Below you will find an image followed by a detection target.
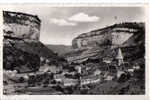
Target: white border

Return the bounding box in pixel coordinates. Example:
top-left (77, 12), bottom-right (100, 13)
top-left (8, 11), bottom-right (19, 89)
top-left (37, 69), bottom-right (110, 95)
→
top-left (0, 3), bottom-right (149, 100)
top-left (0, 0), bottom-right (149, 3)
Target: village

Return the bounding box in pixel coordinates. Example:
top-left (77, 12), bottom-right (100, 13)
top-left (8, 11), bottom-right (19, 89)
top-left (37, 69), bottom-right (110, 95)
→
top-left (4, 46), bottom-right (142, 94)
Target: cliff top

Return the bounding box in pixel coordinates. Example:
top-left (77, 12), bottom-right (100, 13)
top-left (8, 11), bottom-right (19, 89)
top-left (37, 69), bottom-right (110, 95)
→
top-left (75, 22), bottom-right (144, 39)
top-left (3, 11), bottom-right (41, 23)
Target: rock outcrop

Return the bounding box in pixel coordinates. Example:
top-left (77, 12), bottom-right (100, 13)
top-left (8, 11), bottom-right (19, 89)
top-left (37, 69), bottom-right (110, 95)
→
top-left (3, 11), bottom-right (41, 41)
top-left (66, 22), bottom-right (145, 64)
top-left (3, 11), bottom-right (57, 73)
top-left (72, 22), bottom-right (144, 48)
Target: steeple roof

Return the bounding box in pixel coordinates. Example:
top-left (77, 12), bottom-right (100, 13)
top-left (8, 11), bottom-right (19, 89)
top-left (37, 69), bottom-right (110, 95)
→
top-left (116, 48), bottom-right (123, 60)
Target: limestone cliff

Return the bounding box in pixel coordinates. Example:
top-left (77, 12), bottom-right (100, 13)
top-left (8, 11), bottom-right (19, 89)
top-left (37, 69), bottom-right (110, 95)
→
top-left (3, 11), bottom-right (41, 41)
top-left (66, 22), bottom-right (145, 64)
top-left (72, 22), bottom-right (144, 49)
top-left (3, 11), bottom-right (57, 73)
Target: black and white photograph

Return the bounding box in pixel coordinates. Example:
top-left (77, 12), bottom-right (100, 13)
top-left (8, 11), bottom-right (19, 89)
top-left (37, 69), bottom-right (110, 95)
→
top-left (2, 5), bottom-right (146, 95)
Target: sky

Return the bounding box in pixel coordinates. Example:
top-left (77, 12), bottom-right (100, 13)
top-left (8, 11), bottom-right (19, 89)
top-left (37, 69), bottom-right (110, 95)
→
top-left (2, 5), bottom-right (146, 45)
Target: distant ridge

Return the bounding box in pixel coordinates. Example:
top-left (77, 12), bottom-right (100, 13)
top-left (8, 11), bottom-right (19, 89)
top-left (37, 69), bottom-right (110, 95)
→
top-left (46, 44), bottom-right (73, 56)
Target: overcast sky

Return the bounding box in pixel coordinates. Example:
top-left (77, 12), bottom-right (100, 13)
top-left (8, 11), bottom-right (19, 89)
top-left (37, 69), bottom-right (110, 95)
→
top-left (3, 5), bottom-right (146, 45)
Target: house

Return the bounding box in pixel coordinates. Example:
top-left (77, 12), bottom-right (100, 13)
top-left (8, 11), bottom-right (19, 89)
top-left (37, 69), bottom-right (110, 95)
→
top-left (63, 78), bottom-right (78, 86)
top-left (39, 64), bottom-right (61, 73)
top-left (75, 65), bottom-right (82, 74)
top-left (81, 75), bottom-right (101, 85)
top-left (103, 58), bottom-right (113, 64)
top-left (128, 68), bottom-right (134, 72)
top-left (3, 70), bottom-right (28, 83)
top-left (54, 74), bottom-right (65, 82)
top-left (133, 64), bottom-right (140, 70)
top-left (94, 69), bottom-right (101, 76)
top-left (105, 75), bottom-right (114, 81)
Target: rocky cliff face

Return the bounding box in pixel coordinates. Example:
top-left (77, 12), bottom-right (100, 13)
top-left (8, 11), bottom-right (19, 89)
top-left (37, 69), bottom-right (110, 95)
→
top-left (3, 11), bottom-right (41, 41)
top-left (66, 22), bottom-right (145, 64)
top-left (72, 22), bottom-right (144, 49)
top-left (3, 11), bottom-right (57, 73)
